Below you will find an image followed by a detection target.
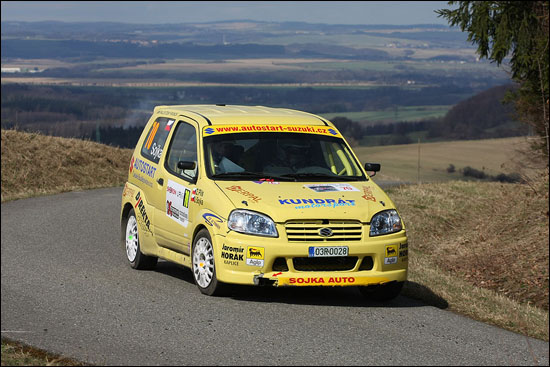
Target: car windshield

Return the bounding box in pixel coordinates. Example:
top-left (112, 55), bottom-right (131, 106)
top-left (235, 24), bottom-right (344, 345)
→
top-left (204, 132), bottom-right (366, 182)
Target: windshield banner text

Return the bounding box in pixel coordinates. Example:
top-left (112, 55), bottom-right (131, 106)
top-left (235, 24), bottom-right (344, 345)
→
top-left (203, 124), bottom-right (342, 138)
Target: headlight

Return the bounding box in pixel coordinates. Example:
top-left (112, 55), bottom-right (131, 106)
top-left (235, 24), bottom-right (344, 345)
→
top-left (369, 209), bottom-right (402, 236)
top-left (227, 210), bottom-right (278, 237)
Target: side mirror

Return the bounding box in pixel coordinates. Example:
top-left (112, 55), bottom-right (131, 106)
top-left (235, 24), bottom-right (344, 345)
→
top-left (177, 161), bottom-right (196, 170)
top-left (364, 163), bottom-right (381, 177)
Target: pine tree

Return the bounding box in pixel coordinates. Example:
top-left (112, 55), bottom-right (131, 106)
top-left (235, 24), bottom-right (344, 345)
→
top-left (437, 1), bottom-right (549, 161)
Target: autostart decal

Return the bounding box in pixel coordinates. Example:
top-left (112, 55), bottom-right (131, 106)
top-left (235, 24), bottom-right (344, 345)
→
top-left (166, 180), bottom-right (191, 228)
top-left (279, 198), bottom-right (355, 209)
top-left (130, 156), bottom-right (156, 188)
top-left (203, 125), bottom-right (342, 138)
top-left (133, 157), bottom-right (157, 178)
top-left (305, 184), bottom-right (359, 192)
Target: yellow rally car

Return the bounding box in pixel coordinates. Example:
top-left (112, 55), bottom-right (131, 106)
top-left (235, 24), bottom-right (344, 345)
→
top-left (120, 105), bottom-right (408, 300)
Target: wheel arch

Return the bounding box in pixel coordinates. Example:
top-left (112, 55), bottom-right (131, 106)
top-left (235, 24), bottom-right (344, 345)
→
top-left (192, 224), bottom-right (208, 247)
top-left (121, 203), bottom-right (134, 243)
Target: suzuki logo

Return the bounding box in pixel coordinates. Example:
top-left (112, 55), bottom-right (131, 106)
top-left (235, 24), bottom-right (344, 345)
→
top-left (319, 228), bottom-right (334, 237)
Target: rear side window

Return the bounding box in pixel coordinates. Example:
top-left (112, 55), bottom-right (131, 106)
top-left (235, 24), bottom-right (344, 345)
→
top-left (141, 117), bottom-right (175, 163)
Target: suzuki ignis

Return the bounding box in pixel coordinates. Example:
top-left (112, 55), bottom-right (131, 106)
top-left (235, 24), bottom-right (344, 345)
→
top-left (121, 105), bottom-right (408, 300)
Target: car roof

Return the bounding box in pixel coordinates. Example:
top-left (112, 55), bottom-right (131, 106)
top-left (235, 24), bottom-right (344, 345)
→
top-left (153, 104), bottom-right (330, 127)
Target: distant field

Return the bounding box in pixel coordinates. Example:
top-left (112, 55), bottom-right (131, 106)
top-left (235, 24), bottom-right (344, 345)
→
top-left (2, 56), bottom-right (504, 76)
top-left (0, 76), bottom-right (385, 88)
top-left (91, 57), bottom-right (501, 75)
top-left (354, 137), bottom-right (533, 183)
top-left (253, 32), bottom-right (425, 48)
top-left (321, 105), bottom-right (451, 123)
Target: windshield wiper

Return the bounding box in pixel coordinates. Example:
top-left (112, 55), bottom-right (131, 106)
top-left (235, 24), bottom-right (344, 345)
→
top-left (281, 173), bottom-right (363, 181)
top-left (211, 171), bottom-right (294, 181)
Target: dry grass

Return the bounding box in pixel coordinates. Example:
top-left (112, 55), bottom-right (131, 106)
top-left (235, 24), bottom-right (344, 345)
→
top-left (390, 172), bottom-right (549, 340)
top-left (1, 338), bottom-right (87, 366)
top-left (1, 129), bottom-right (132, 202)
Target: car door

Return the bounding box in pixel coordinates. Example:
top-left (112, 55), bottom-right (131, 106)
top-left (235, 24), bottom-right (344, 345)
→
top-left (150, 120), bottom-right (199, 255)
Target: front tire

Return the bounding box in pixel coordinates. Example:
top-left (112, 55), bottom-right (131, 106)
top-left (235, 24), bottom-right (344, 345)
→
top-left (192, 229), bottom-right (227, 296)
top-left (123, 208), bottom-right (158, 270)
top-left (359, 281), bottom-right (404, 302)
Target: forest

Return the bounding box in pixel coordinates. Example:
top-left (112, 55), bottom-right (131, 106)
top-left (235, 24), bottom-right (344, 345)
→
top-left (0, 83), bottom-right (526, 148)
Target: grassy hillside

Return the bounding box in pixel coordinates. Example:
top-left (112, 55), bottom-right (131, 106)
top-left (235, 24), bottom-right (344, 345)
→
top-left (1, 129), bottom-right (132, 202)
top-left (1, 129), bottom-right (548, 342)
top-left (391, 178), bottom-right (548, 339)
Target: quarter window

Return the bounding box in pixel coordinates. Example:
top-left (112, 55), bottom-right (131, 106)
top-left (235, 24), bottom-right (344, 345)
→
top-left (141, 117), bottom-right (175, 163)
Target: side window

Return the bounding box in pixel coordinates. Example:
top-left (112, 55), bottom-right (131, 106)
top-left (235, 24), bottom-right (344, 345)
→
top-left (165, 122), bottom-right (198, 181)
top-left (141, 117), bottom-right (175, 164)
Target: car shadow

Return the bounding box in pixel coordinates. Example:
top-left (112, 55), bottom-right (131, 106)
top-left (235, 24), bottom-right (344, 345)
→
top-left (153, 261), bottom-right (449, 309)
top-left (228, 281), bottom-right (449, 309)
top-left (154, 260), bottom-right (196, 283)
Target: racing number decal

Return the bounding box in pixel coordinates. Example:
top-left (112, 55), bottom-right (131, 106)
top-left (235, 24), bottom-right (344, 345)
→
top-left (183, 189), bottom-right (191, 208)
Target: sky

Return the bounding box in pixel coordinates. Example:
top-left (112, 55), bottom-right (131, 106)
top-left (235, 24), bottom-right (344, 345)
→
top-left (1, 1), bottom-right (453, 25)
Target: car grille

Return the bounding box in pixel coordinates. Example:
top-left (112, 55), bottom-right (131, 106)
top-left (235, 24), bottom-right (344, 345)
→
top-left (285, 220), bottom-right (363, 242)
top-left (293, 257), bottom-right (358, 271)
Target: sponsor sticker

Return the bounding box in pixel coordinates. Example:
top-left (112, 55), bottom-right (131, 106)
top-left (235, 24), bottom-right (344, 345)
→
top-left (191, 188), bottom-right (204, 205)
top-left (203, 213), bottom-right (223, 228)
top-left (384, 245), bottom-right (398, 265)
top-left (134, 191), bottom-right (152, 234)
top-left (253, 178), bottom-right (280, 185)
top-left (399, 243), bottom-right (408, 262)
top-left (279, 198), bottom-right (355, 209)
top-left (221, 244), bottom-right (244, 266)
top-left (122, 183), bottom-right (135, 198)
top-left (277, 276), bottom-right (390, 286)
top-left (225, 185), bottom-right (261, 203)
top-left (166, 180), bottom-right (191, 227)
top-left (362, 186), bottom-right (377, 202)
top-left (246, 246), bottom-right (265, 267)
top-left (305, 184), bottom-right (359, 192)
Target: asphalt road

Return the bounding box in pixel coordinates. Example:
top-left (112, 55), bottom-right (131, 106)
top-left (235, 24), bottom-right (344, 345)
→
top-left (1, 187), bottom-right (548, 366)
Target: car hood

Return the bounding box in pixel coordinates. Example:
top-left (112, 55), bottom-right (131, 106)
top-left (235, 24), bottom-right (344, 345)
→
top-left (214, 180), bottom-right (393, 223)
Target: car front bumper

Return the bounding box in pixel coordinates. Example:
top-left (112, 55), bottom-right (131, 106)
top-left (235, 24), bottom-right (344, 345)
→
top-left (212, 228), bottom-right (408, 287)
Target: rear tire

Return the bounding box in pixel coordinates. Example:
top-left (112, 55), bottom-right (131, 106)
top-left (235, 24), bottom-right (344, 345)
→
top-left (123, 208), bottom-right (158, 270)
top-left (192, 229), bottom-right (228, 296)
top-left (359, 281), bottom-right (403, 302)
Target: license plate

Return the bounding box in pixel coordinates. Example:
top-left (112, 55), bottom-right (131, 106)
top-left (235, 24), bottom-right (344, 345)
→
top-left (308, 246), bottom-right (348, 257)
